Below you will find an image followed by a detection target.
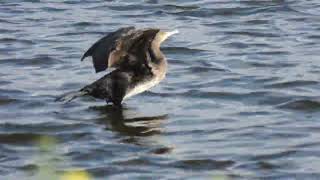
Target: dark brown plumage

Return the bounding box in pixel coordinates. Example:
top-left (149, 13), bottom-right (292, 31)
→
top-left (56, 26), bottom-right (178, 106)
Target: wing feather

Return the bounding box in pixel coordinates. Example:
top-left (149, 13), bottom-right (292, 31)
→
top-left (81, 26), bottom-right (135, 73)
top-left (81, 27), bottom-right (160, 73)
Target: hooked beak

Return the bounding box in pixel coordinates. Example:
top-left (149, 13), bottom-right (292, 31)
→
top-left (159, 29), bottom-right (179, 44)
top-left (166, 29), bottom-right (179, 38)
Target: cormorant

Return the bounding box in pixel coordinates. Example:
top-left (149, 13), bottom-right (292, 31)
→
top-left (56, 27), bottom-right (178, 106)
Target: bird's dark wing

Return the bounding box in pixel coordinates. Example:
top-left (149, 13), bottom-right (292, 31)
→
top-left (81, 27), bottom-right (160, 73)
top-left (81, 26), bottom-right (135, 73)
top-left (118, 29), bottom-right (161, 71)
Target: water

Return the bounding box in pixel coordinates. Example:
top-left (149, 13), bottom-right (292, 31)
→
top-left (1, 0), bottom-right (320, 179)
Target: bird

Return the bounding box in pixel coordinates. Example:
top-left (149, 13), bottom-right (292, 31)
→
top-left (56, 26), bottom-right (178, 107)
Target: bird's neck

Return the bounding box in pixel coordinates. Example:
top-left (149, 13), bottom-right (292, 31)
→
top-left (142, 42), bottom-right (167, 80)
top-left (149, 43), bottom-right (165, 63)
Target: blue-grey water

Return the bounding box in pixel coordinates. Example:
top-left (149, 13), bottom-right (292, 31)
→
top-left (1, 0), bottom-right (320, 179)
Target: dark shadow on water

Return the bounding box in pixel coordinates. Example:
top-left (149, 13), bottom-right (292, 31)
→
top-left (89, 104), bottom-right (168, 137)
top-left (89, 105), bottom-right (173, 154)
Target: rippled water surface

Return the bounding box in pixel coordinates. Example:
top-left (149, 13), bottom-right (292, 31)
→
top-left (1, 0), bottom-right (320, 179)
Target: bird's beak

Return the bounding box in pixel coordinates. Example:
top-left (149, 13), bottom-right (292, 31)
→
top-left (159, 29), bottom-right (179, 43)
top-left (166, 29), bottom-right (179, 38)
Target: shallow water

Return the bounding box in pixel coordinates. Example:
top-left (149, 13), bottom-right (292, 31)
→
top-left (1, 0), bottom-right (320, 179)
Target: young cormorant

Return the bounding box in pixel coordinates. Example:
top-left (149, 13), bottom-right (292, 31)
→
top-left (56, 27), bottom-right (178, 106)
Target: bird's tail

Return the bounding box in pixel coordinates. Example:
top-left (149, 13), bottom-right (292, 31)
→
top-left (55, 90), bottom-right (88, 103)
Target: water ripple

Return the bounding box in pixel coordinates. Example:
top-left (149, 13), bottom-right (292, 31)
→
top-left (278, 99), bottom-right (320, 111)
top-left (171, 159), bottom-right (235, 170)
top-left (1, 0), bottom-right (320, 179)
top-left (264, 80), bottom-right (319, 89)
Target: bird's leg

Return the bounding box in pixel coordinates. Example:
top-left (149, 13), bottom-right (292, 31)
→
top-left (113, 103), bottom-right (123, 109)
top-left (106, 97), bottom-right (122, 109)
top-left (112, 100), bottom-right (123, 109)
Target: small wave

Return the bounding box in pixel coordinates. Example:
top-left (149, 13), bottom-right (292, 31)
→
top-left (161, 46), bottom-right (206, 54)
top-left (172, 159), bottom-right (234, 170)
top-left (144, 89), bottom-right (268, 99)
top-left (169, 6), bottom-right (280, 18)
top-left (202, 21), bottom-right (234, 28)
top-left (0, 97), bottom-right (18, 106)
top-left (20, 0), bottom-right (40, 2)
top-left (307, 35), bottom-right (320, 40)
top-left (223, 42), bottom-right (250, 49)
top-left (0, 19), bottom-right (20, 24)
top-left (206, 18), bottom-right (269, 28)
top-left (277, 99), bottom-right (320, 111)
top-left (0, 80), bottom-right (11, 86)
top-left (244, 19), bottom-right (270, 25)
top-left (163, 4), bottom-right (199, 11)
top-left (0, 133), bottom-right (43, 144)
top-left (62, 0), bottom-right (101, 5)
top-left (55, 31), bottom-right (106, 37)
top-left (16, 164), bottom-right (38, 173)
top-left (0, 55), bottom-right (63, 67)
top-left (252, 150), bottom-right (297, 161)
top-left (257, 51), bottom-right (290, 55)
top-left (150, 147), bottom-right (173, 154)
top-left (287, 1), bottom-right (320, 16)
top-left (0, 28), bottom-right (21, 33)
top-left (114, 158), bottom-right (234, 170)
top-left (248, 61), bottom-right (295, 68)
top-left (71, 22), bottom-right (100, 27)
top-left (185, 66), bottom-right (226, 73)
top-left (0, 122), bottom-right (93, 135)
top-left (225, 31), bottom-right (280, 38)
top-left (108, 4), bottom-right (151, 11)
top-left (240, 0), bottom-right (287, 6)
top-left (264, 80), bottom-right (318, 89)
top-left (114, 158), bottom-right (153, 166)
top-left (118, 12), bottom-right (158, 18)
top-left (0, 38), bottom-right (34, 45)
top-left (236, 160), bottom-right (279, 171)
top-left (41, 7), bottom-right (67, 12)
top-left (0, 89), bottom-right (27, 97)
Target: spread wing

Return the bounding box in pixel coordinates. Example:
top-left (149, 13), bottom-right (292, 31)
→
top-left (81, 27), bottom-right (160, 73)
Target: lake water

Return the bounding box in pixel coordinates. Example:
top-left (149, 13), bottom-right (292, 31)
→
top-left (1, 0), bottom-right (320, 179)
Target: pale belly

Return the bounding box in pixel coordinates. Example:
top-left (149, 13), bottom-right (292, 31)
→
top-left (123, 77), bottom-right (161, 100)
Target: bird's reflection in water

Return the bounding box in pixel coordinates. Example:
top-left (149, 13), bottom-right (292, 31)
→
top-left (90, 105), bottom-right (173, 154)
top-left (90, 105), bottom-right (168, 137)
